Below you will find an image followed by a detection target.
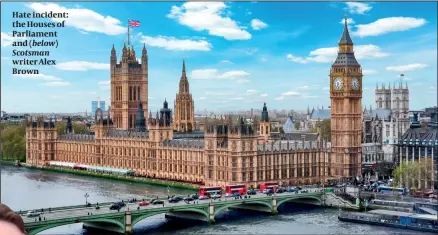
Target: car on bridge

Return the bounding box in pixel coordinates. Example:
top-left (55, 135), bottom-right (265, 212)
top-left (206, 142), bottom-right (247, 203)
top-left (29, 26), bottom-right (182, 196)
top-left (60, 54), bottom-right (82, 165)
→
top-left (183, 197), bottom-right (194, 202)
top-left (110, 204), bottom-right (122, 210)
top-left (191, 194), bottom-right (199, 200)
top-left (199, 195), bottom-right (209, 200)
top-left (247, 189), bottom-right (257, 195)
top-left (151, 199), bottom-right (164, 205)
top-left (26, 210), bottom-right (42, 217)
top-left (224, 193), bottom-right (234, 198)
top-left (211, 194), bottom-right (221, 199)
top-left (138, 201), bottom-right (150, 206)
top-left (169, 197), bottom-right (183, 203)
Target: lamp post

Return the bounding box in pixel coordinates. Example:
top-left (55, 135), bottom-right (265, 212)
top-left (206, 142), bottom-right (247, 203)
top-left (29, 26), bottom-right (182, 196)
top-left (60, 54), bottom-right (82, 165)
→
top-left (84, 193), bottom-right (89, 205)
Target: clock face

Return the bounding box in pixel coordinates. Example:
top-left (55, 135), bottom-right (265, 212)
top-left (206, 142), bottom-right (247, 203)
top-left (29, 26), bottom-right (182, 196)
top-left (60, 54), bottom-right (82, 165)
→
top-left (333, 77), bottom-right (343, 91)
top-left (351, 77), bottom-right (360, 90)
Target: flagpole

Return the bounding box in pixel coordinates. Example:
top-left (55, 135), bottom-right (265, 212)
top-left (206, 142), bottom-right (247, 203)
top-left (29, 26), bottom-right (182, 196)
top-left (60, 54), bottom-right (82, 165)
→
top-left (128, 19), bottom-right (130, 47)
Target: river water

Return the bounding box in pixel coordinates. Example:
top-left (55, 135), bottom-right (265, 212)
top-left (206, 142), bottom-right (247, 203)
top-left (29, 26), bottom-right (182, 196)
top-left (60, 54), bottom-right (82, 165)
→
top-left (1, 165), bottom-right (433, 235)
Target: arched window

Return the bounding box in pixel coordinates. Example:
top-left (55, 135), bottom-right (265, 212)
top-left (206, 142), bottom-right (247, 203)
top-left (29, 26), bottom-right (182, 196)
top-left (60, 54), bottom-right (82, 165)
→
top-left (138, 86), bottom-right (141, 100)
top-left (133, 87), bottom-right (136, 101)
top-left (129, 87), bottom-right (132, 101)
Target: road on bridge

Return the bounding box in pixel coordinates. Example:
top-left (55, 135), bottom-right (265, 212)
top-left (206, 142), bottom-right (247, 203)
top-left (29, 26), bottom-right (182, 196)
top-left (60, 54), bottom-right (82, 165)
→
top-left (22, 188), bottom-right (325, 225)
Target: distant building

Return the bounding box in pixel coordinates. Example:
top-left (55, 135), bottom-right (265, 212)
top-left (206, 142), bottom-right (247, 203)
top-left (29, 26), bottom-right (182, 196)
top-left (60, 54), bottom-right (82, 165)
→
top-left (397, 112), bottom-right (437, 190)
top-left (283, 116), bottom-right (301, 133)
top-left (91, 101), bottom-right (106, 114)
top-left (305, 106), bottom-right (330, 131)
top-left (375, 79), bottom-right (409, 119)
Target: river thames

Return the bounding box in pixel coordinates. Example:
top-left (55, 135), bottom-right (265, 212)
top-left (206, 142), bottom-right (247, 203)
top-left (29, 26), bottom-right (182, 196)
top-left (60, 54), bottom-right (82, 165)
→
top-left (1, 165), bottom-right (433, 235)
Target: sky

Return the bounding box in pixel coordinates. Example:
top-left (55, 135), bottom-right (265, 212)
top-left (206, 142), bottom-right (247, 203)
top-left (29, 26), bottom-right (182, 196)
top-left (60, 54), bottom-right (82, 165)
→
top-left (1, 1), bottom-right (437, 113)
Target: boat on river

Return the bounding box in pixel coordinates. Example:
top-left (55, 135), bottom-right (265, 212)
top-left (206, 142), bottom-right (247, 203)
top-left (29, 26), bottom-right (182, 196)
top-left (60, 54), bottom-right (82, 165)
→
top-left (338, 209), bottom-right (438, 233)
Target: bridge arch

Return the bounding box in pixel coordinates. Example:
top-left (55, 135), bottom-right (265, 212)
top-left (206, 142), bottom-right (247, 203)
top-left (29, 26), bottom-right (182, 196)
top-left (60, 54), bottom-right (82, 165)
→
top-left (131, 207), bottom-right (209, 226)
top-left (214, 200), bottom-right (272, 217)
top-left (27, 218), bottom-right (125, 235)
top-left (276, 195), bottom-right (321, 209)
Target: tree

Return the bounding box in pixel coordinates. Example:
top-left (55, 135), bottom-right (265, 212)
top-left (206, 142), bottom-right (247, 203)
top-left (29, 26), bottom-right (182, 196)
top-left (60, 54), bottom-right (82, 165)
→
top-left (318, 119), bottom-right (331, 141)
top-left (392, 158), bottom-right (434, 191)
top-left (0, 125), bottom-right (26, 161)
top-left (294, 120), bottom-right (300, 130)
top-left (56, 121), bottom-right (88, 135)
top-left (375, 161), bottom-right (395, 179)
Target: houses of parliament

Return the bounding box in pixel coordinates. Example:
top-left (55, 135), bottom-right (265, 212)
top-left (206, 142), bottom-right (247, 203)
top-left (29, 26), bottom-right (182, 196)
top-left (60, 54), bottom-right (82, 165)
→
top-left (25, 18), bottom-right (363, 187)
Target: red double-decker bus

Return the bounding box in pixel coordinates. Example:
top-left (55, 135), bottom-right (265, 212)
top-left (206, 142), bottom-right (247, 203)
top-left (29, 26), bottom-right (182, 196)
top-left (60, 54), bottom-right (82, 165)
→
top-left (259, 182), bottom-right (278, 193)
top-left (225, 184), bottom-right (247, 195)
top-left (199, 186), bottom-right (222, 196)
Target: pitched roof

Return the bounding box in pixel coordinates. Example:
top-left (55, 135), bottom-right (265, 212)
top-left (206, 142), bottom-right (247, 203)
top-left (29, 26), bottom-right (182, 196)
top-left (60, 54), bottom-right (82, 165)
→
top-left (310, 109), bottom-right (331, 120)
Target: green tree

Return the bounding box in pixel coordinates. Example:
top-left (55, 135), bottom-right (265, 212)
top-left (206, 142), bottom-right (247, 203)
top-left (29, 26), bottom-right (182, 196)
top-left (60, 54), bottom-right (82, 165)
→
top-left (294, 120), bottom-right (300, 130)
top-left (56, 121), bottom-right (88, 135)
top-left (318, 119), bottom-right (331, 141)
top-left (375, 161), bottom-right (395, 178)
top-left (1, 125), bottom-right (26, 161)
top-left (392, 158), bottom-right (433, 191)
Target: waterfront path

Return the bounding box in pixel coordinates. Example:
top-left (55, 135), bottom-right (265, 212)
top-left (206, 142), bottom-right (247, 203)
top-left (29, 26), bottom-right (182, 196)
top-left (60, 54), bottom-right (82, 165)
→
top-left (23, 189), bottom-right (353, 235)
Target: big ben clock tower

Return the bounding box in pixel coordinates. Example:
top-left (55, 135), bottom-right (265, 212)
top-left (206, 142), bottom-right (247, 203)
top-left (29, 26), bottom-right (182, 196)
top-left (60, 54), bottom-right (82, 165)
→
top-left (330, 15), bottom-right (362, 180)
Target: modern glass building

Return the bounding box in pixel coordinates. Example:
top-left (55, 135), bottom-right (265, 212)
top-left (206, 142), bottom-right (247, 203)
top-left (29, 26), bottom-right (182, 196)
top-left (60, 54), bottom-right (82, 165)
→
top-left (91, 101), bottom-right (105, 114)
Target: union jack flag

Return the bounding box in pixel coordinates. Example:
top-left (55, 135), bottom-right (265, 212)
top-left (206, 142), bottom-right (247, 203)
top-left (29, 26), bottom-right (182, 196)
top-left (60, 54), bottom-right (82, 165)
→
top-left (129, 20), bottom-right (141, 27)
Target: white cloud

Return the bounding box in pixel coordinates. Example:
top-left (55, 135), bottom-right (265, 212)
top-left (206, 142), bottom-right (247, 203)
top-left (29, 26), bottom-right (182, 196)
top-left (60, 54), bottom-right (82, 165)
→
top-left (27, 3), bottom-right (126, 35)
top-left (287, 44), bottom-right (388, 64)
top-left (236, 79), bottom-right (250, 84)
top-left (281, 91), bottom-right (301, 96)
top-left (260, 93), bottom-right (268, 97)
top-left (296, 86), bottom-right (310, 90)
top-left (275, 96), bottom-right (284, 101)
top-left (386, 63), bottom-right (428, 72)
top-left (230, 97), bottom-right (244, 100)
top-left (363, 69), bottom-right (378, 75)
top-left (220, 60), bottom-right (233, 64)
top-left (167, 2), bottom-right (251, 40)
top-left (340, 18), bottom-right (355, 25)
top-left (191, 69), bottom-right (250, 81)
top-left (204, 91), bottom-right (235, 96)
top-left (56, 61), bottom-right (109, 71)
top-left (41, 81), bottom-right (71, 87)
top-left (1, 32), bottom-right (25, 47)
top-left (251, 19), bottom-right (268, 30)
top-left (353, 17), bottom-right (427, 37)
top-left (246, 89), bottom-right (258, 95)
top-left (197, 97), bottom-right (207, 100)
top-left (345, 2), bottom-right (372, 15)
top-left (98, 80), bottom-right (110, 90)
top-left (138, 34), bottom-right (212, 51)
top-left (300, 95), bottom-right (319, 99)
top-left (260, 57), bottom-right (267, 62)
top-left (13, 73), bottom-right (62, 81)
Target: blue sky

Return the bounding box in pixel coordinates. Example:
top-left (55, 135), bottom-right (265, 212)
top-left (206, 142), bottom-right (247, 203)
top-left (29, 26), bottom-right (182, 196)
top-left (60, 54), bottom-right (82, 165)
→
top-left (1, 1), bottom-right (437, 113)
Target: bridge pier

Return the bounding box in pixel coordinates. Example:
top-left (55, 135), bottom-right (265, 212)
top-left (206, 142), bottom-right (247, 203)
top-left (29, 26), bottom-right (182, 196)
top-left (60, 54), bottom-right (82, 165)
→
top-left (271, 196), bottom-right (278, 215)
top-left (209, 200), bottom-right (216, 224)
top-left (125, 211), bottom-right (132, 234)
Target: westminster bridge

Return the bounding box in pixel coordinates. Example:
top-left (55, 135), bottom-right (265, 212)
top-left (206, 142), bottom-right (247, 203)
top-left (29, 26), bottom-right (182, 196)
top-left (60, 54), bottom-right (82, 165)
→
top-left (21, 189), bottom-right (358, 235)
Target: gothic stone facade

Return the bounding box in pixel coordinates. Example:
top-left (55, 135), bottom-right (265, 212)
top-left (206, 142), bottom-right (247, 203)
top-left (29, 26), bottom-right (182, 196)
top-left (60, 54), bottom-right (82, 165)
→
top-left (26, 18), bottom-right (360, 187)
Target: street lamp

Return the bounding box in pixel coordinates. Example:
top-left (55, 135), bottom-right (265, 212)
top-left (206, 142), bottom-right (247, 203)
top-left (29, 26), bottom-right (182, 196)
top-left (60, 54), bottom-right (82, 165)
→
top-left (84, 193), bottom-right (89, 205)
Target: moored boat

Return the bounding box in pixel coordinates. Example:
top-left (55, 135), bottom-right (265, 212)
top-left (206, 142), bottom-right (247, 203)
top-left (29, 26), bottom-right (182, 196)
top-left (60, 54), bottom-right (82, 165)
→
top-left (338, 209), bottom-right (438, 233)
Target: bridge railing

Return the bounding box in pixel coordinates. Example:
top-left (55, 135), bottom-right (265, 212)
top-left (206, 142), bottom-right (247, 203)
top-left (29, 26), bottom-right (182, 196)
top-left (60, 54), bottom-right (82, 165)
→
top-left (25, 210), bottom-right (125, 226)
top-left (16, 196), bottom-right (170, 215)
